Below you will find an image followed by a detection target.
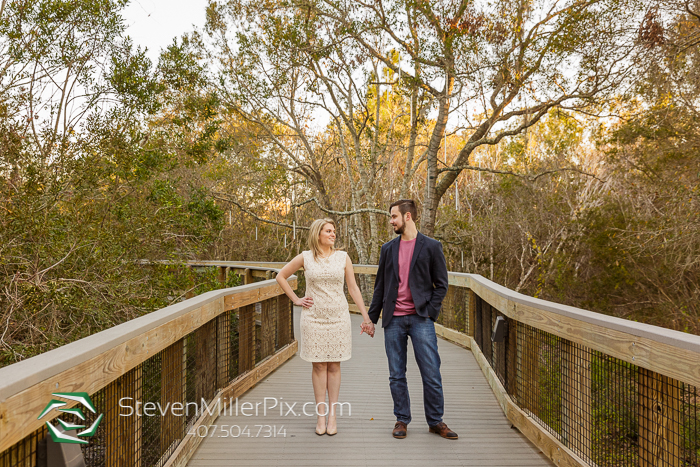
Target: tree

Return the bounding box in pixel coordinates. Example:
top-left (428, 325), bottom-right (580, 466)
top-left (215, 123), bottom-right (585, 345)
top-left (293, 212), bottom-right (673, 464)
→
top-left (0, 5), bottom-right (229, 365)
top-left (216, 0), bottom-right (647, 236)
top-left (206, 1), bottom-right (440, 271)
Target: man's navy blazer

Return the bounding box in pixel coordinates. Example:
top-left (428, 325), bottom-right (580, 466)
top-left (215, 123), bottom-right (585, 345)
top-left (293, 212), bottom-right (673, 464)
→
top-left (368, 232), bottom-right (449, 328)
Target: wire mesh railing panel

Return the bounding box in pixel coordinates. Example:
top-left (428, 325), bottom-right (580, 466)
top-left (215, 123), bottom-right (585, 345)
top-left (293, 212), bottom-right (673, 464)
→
top-left (0, 426), bottom-right (46, 467)
top-left (438, 285), bottom-right (469, 334)
top-left (0, 265), bottom-right (296, 467)
top-left (254, 302), bottom-right (263, 364)
top-left (80, 386), bottom-right (106, 466)
top-left (274, 294), bottom-right (293, 350)
top-left (559, 340), bottom-right (594, 464)
top-left (681, 383), bottom-right (700, 467)
top-left (590, 353), bottom-right (638, 466)
top-left (159, 340), bottom-right (187, 465)
top-left (475, 297), bottom-right (494, 364)
top-left (103, 364), bottom-right (144, 466)
top-left (498, 313), bottom-right (700, 467)
top-left (141, 354), bottom-right (166, 467)
top-left (261, 297), bottom-right (277, 360)
top-left (237, 304), bottom-right (257, 374)
top-left (254, 297), bottom-right (278, 363)
top-left (216, 312), bottom-right (231, 390)
top-left (514, 323), bottom-right (563, 440)
top-left (228, 309), bottom-right (240, 381)
top-left (637, 369), bottom-right (700, 467)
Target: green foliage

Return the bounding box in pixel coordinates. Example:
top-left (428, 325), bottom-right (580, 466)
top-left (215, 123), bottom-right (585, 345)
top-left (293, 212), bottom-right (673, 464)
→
top-left (0, 0), bottom-right (236, 367)
top-left (109, 39), bottom-right (165, 114)
top-left (158, 36), bottom-right (207, 91)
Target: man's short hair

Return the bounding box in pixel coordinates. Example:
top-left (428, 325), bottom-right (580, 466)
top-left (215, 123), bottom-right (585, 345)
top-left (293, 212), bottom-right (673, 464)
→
top-left (389, 199), bottom-right (418, 221)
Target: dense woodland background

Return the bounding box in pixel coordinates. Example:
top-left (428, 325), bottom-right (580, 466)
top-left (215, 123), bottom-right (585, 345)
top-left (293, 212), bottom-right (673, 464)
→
top-left (0, 0), bottom-right (698, 367)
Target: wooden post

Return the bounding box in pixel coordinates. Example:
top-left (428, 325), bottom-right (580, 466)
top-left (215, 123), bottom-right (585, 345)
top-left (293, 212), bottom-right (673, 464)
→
top-left (217, 312), bottom-right (231, 388)
top-left (468, 289), bottom-right (477, 338)
top-left (105, 366), bottom-right (142, 467)
top-left (243, 268), bottom-right (253, 285)
top-left (482, 302), bottom-right (493, 363)
top-left (506, 318), bottom-right (518, 397)
top-left (161, 340), bottom-right (185, 455)
top-left (238, 304), bottom-right (256, 373)
top-left (218, 266), bottom-right (228, 287)
top-left (562, 339), bottom-right (592, 460)
top-left (260, 298), bottom-right (275, 359)
top-left (494, 312), bottom-right (506, 384)
top-left (277, 295), bottom-right (291, 347)
top-left (195, 320), bottom-right (217, 402)
top-left (473, 294), bottom-right (482, 349)
top-left (2, 434), bottom-right (38, 467)
top-left (639, 368), bottom-right (681, 467)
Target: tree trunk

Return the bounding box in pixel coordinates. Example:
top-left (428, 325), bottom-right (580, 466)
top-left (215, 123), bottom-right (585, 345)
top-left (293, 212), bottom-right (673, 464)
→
top-left (421, 76), bottom-right (454, 236)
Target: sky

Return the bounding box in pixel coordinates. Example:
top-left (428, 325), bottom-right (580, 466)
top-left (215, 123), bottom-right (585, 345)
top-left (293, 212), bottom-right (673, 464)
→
top-left (122, 0), bottom-right (209, 62)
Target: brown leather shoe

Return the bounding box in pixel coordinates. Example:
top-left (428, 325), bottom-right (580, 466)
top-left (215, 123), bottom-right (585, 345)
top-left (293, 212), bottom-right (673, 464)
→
top-left (392, 421), bottom-right (407, 439)
top-left (429, 422), bottom-right (458, 439)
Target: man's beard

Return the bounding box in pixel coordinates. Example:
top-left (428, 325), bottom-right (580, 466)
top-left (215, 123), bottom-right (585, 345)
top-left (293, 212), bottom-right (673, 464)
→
top-left (393, 223), bottom-right (405, 235)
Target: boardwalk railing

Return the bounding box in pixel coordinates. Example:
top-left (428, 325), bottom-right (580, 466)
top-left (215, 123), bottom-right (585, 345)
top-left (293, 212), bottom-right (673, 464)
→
top-left (348, 266), bottom-right (700, 467)
top-left (217, 262), bottom-right (700, 467)
top-left (2, 260), bottom-right (699, 467)
top-left (0, 263), bottom-right (296, 467)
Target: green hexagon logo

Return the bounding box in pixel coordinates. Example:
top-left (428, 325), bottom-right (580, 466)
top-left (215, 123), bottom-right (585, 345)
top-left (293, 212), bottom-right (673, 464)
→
top-left (38, 392), bottom-right (103, 444)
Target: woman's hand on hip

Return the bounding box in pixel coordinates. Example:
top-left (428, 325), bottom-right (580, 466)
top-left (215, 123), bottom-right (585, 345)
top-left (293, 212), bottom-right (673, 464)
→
top-left (295, 296), bottom-right (314, 308)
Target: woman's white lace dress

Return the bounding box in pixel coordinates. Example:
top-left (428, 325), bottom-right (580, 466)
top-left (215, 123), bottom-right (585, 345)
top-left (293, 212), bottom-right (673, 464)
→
top-left (299, 250), bottom-right (352, 362)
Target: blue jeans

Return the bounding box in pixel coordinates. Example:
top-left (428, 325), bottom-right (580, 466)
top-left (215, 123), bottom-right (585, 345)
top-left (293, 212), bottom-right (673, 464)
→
top-left (384, 314), bottom-right (444, 426)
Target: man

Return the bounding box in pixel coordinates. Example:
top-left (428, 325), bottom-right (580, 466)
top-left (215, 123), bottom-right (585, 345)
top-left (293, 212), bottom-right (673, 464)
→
top-left (362, 199), bottom-right (457, 440)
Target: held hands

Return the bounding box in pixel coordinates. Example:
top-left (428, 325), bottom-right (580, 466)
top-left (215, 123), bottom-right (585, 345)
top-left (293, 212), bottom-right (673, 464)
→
top-left (360, 320), bottom-right (375, 338)
top-left (295, 296), bottom-right (314, 308)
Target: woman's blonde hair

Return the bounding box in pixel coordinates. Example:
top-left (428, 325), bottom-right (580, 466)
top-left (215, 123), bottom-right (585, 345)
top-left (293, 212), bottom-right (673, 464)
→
top-left (308, 218), bottom-right (339, 261)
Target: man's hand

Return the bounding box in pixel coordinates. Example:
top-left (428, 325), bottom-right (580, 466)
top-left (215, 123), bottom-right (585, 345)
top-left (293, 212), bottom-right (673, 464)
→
top-left (360, 321), bottom-right (375, 338)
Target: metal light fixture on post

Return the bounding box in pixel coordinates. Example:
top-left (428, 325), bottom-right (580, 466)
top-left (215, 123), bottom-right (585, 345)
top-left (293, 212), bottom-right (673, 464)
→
top-left (491, 316), bottom-right (508, 343)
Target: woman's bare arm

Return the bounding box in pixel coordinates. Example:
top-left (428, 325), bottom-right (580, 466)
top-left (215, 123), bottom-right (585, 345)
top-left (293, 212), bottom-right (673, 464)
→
top-left (276, 254), bottom-right (313, 308)
top-left (345, 255), bottom-right (374, 336)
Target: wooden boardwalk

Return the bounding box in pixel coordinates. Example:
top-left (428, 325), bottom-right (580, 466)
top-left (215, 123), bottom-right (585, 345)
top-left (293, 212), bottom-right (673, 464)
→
top-left (187, 310), bottom-right (553, 467)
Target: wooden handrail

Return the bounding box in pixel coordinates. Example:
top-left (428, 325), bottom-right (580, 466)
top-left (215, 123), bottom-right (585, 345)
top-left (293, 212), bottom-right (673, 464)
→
top-left (4, 259), bottom-right (698, 467)
top-left (0, 269), bottom-right (296, 455)
top-left (331, 263), bottom-right (700, 387)
top-left (234, 261), bottom-right (700, 467)
top-left (179, 261), bottom-right (700, 385)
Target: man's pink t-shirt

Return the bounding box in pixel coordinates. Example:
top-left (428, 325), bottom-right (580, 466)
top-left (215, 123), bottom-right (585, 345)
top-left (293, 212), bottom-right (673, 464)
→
top-left (393, 238), bottom-right (417, 316)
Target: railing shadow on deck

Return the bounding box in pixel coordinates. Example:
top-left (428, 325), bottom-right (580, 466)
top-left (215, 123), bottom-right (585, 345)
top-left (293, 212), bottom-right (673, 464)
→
top-left (1, 260), bottom-right (699, 467)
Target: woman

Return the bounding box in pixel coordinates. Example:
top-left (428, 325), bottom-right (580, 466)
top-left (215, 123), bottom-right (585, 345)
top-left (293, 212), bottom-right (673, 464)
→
top-left (276, 218), bottom-right (373, 435)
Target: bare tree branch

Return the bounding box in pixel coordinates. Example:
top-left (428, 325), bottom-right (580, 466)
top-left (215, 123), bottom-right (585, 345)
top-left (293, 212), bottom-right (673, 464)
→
top-left (438, 164), bottom-right (604, 182)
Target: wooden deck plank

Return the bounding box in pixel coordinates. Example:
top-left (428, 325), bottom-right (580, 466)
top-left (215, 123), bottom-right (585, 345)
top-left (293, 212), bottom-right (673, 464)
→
top-left (187, 311), bottom-right (553, 467)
